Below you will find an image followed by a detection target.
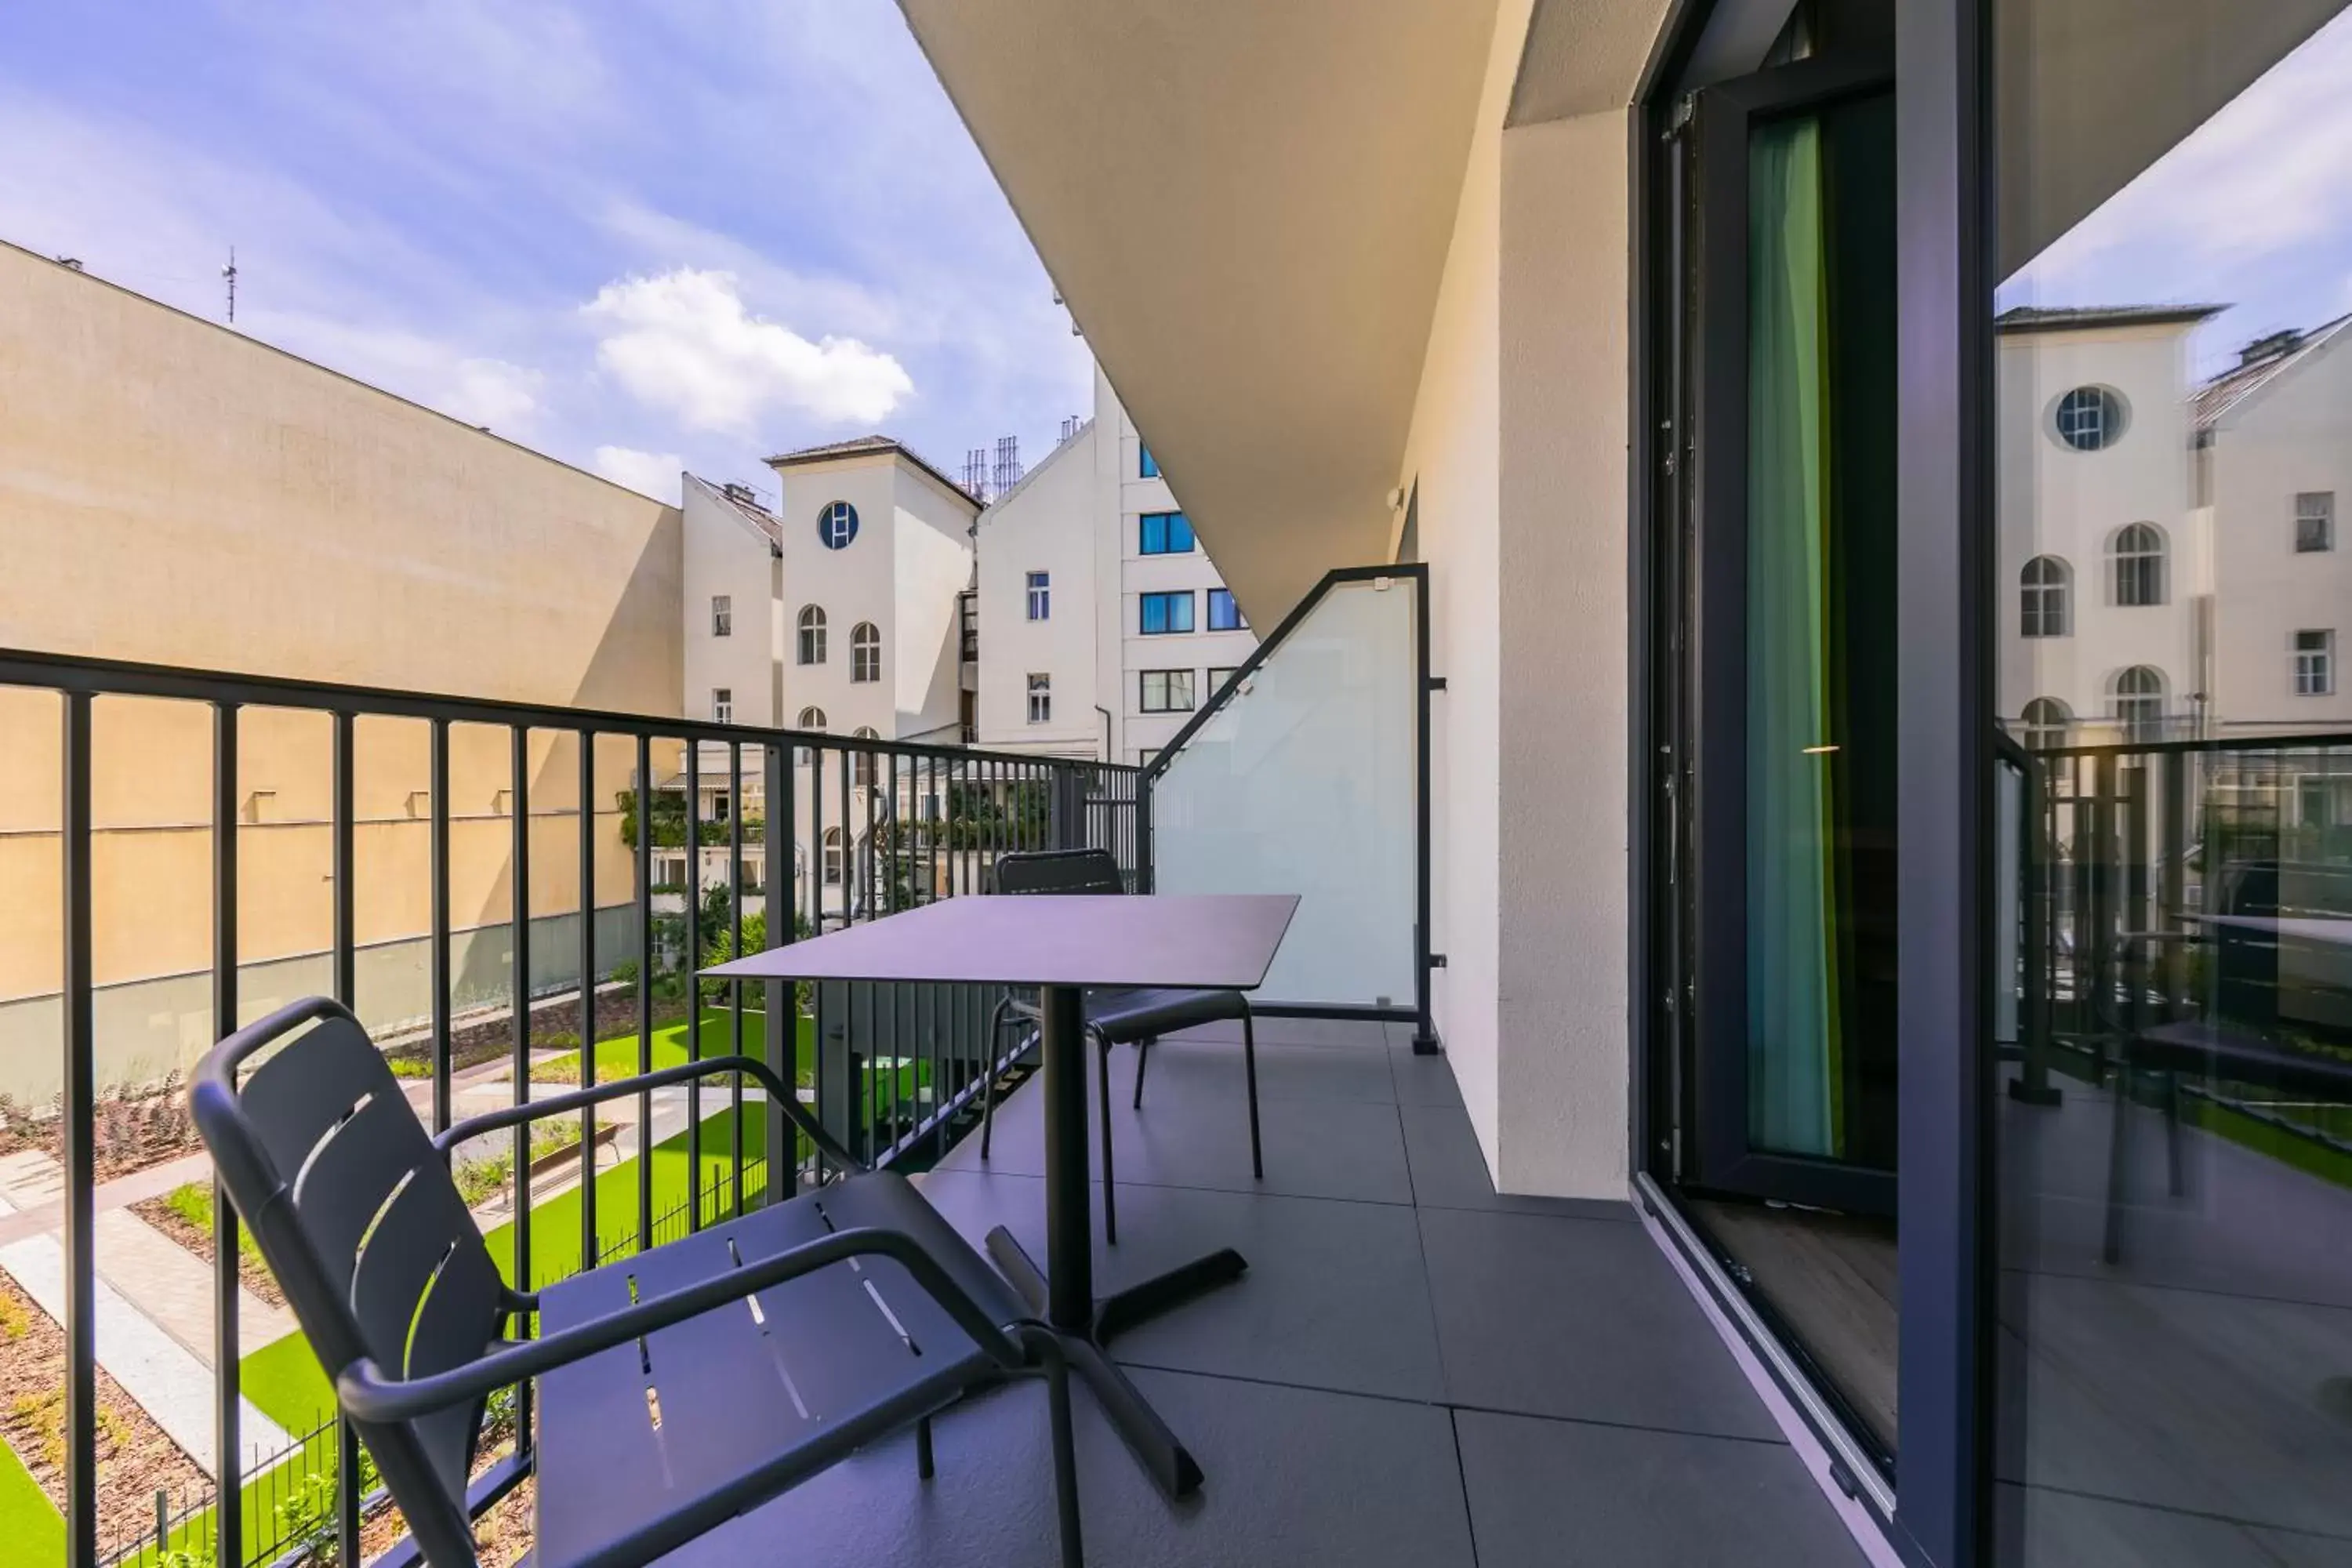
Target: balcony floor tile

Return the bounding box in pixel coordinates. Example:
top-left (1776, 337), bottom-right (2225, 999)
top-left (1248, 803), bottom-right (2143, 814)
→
top-left (1418, 1205), bottom-right (1784, 1442)
top-left (1455, 1410), bottom-right (1866, 1567)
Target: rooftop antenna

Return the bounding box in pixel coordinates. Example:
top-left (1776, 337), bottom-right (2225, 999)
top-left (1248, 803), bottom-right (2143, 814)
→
top-left (221, 246), bottom-right (238, 324)
top-left (963, 447), bottom-right (990, 505)
top-left (993, 434), bottom-right (1022, 496)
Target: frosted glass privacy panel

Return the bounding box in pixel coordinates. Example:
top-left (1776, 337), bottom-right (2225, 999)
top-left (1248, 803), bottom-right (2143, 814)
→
top-left (1151, 577), bottom-right (1417, 1007)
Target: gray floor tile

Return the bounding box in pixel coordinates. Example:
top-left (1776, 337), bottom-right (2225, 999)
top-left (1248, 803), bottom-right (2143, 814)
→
top-left (1456, 1410), bottom-right (1863, 1568)
top-left (918, 1167), bottom-right (1448, 1401)
top-left (1419, 1207), bottom-right (1781, 1440)
top-left (675, 1367), bottom-right (1475, 1568)
top-left (1401, 1098), bottom-right (1639, 1221)
top-left (1388, 1044), bottom-right (1465, 1107)
top-left (939, 1062), bottom-right (1415, 1206)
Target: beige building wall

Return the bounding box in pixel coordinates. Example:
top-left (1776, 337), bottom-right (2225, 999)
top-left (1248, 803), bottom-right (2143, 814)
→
top-left (0, 243), bottom-right (684, 1100)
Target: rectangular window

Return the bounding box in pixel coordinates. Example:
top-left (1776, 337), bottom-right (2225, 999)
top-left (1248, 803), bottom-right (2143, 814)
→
top-left (1139, 445), bottom-right (1160, 479)
top-left (1208, 666), bottom-right (1241, 694)
top-left (1026, 570), bottom-right (1051, 620)
top-left (2296, 629), bottom-right (2335, 695)
top-left (711, 688), bottom-right (732, 724)
top-left (711, 594), bottom-right (732, 637)
top-left (1138, 511), bottom-right (1196, 555)
top-left (1138, 668), bottom-right (1196, 713)
top-left (1139, 590), bottom-right (1194, 634)
top-left (1027, 672), bottom-right (1052, 724)
top-left (2296, 491), bottom-right (2335, 553)
top-left (1207, 588), bottom-right (1245, 631)
top-left (1138, 746), bottom-right (1160, 767)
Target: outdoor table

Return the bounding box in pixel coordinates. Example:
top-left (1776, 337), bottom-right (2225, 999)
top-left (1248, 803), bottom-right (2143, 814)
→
top-left (705, 891), bottom-right (1298, 1500)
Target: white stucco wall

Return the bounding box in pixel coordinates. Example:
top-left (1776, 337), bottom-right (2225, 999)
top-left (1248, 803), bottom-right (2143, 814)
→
top-left (2207, 333), bottom-right (2352, 731)
top-left (891, 465), bottom-right (981, 740)
top-left (681, 477), bottom-right (782, 728)
top-left (975, 423), bottom-right (1103, 754)
top-left (1994, 324), bottom-right (2200, 738)
top-left (1392, 0), bottom-right (1644, 1200)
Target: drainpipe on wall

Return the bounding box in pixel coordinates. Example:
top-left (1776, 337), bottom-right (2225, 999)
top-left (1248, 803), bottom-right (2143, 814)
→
top-left (1095, 705), bottom-right (1113, 763)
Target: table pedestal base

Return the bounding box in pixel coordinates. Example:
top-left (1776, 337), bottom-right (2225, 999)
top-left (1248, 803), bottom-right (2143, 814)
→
top-left (985, 1225), bottom-right (1245, 1498)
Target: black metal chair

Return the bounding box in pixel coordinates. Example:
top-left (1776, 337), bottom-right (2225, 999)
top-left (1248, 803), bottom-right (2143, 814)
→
top-left (191, 996), bottom-right (1083, 1568)
top-left (978, 848), bottom-right (1262, 1243)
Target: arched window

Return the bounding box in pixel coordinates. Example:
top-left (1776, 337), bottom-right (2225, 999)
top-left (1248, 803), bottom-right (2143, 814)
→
top-left (2111, 666), bottom-right (2166, 741)
top-left (2020, 556), bottom-right (2071, 637)
top-left (850, 622), bottom-right (882, 684)
top-left (851, 725), bottom-right (880, 789)
top-left (794, 706), bottom-right (825, 766)
top-left (797, 605), bottom-right (827, 665)
top-left (2111, 523), bottom-right (2166, 607)
top-left (822, 826), bottom-right (844, 886)
top-left (2053, 386), bottom-right (2126, 452)
top-left (817, 500), bottom-right (859, 550)
top-left (2019, 697), bottom-right (2072, 750)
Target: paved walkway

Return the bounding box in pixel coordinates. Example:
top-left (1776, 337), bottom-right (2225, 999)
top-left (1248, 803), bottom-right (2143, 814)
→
top-left (0, 1170), bottom-right (291, 1479)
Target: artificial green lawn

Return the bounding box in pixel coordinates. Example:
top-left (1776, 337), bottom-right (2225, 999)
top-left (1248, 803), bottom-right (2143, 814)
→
top-left (533, 1007), bottom-right (815, 1087)
top-left (0, 1435), bottom-right (62, 1564)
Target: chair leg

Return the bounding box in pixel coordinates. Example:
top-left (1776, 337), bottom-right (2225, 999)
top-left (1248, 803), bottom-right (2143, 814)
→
top-left (1131, 1036), bottom-right (1152, 1110)
top-left (916, 1414), bottom-right (935, 1480)
top-left (2164, 1070), bottom-right (2185, 1199)
top-left (982, 999), bottom-right (1022, 1162)
top-left (2103, 1065), bottom-right (2132, 1266)
top-left (1095, 1028), bottom-right (1117, 1246)
top-left (1241, 1007), bottom-right (1263, 1181)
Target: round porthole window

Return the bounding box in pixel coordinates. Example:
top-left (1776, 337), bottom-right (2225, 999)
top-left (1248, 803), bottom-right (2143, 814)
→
top-left (817, 500), bottom-right (859, 550)
top-left (2051, 386), bottom-right (2126, 452)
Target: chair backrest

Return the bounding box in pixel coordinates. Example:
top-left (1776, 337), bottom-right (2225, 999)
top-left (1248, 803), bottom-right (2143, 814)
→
top-left (191, 997), bottom-right (503, 1567)
top-left (994, 846), bottom-right (1125, 896)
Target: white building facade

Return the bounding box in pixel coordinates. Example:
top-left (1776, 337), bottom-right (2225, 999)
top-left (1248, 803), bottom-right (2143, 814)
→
top-left (974, 362), bottom-right (1258, 764)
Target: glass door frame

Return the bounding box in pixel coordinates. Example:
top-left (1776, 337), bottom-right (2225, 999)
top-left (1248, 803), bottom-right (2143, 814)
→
top-left (1683, 50), bottom-right (1897, 1215)
top-left (1631, 1), bottom-right (1994, 1563)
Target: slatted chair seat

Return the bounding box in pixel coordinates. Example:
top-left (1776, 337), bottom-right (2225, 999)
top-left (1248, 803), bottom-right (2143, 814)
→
top-left (193, 996), bottom-right (1083, 1568)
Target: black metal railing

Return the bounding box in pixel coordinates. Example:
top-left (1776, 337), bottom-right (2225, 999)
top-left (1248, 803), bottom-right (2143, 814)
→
top-left (0, 645), bottom-right (1139, 1568)
top-left (2010, 728), bottom-right (2352, 1131)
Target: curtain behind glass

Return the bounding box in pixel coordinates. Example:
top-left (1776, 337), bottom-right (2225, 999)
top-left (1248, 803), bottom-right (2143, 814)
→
top-left (1746, 116), bottom-right (1845, 1159)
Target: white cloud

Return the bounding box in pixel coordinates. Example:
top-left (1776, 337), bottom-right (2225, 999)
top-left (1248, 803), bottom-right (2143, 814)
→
top-left (583, 267), bottom-right (913, 436)
top-left (593, 445), bottom-right (684, 503)
top-left (445, 358), bottom-right (543, 430)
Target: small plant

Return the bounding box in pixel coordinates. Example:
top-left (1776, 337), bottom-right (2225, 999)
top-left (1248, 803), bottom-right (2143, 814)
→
top-left (159, 1543), bottom-right (217, 1568)
top-left (0, 1291), bottom-right (30, 1340)
top-left (384, 1056), bottom-right (433, 1080)
top-left (96, 1403), bottom-right (129, 1450)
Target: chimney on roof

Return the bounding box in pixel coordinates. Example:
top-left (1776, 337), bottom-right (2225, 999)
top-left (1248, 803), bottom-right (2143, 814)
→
top-left (721, 481), bottom-right (759, 507)
top-left (2241, 328), bottom-right (2303, 367)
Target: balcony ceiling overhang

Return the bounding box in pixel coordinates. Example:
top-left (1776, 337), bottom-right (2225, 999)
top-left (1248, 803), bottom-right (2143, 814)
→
top-left (898, 0), bottom-right (1502, 624)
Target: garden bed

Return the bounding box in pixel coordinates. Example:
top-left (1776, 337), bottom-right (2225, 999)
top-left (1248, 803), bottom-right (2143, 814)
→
top-left (0, 1076), bottom-right (207, 1188)
top-left (0, 1274), bottom-right (206, 1559)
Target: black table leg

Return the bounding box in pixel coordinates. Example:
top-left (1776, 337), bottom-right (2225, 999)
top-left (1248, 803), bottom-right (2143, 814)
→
top-left (981, 981), bottom-right (1245, 1499)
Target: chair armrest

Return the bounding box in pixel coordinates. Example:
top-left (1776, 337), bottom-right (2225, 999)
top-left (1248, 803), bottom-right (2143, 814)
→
top-left (336, 1223), bottom-right (1027, 1424)
top-left (430, 1054), bottom-right (862, 1173)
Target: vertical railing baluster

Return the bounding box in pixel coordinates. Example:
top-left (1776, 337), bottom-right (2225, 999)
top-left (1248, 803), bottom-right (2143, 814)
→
top-left (837, 744), bottom-right (850, 931)
top-left (332, 710), bottom-right (361, 1568)
top-left (579, 728), bottom-right (597, 1265)
top-left (62, 690), bottom-right (96, 1568)
top-left (685, 738), bottom-right (701, 1230)
top-left (634, 734), bottom-right (653, 1254)
top-left (765, 740), bottom-right (791, 1192)
top-left (211, 702), bottom-right (243, 1568)
top-left (507, 724), bottom-right (534, 1449)
top-left (729, 741), bottom-right (744, 1218)
top-left (430, 720), bottom-right (452, 1135)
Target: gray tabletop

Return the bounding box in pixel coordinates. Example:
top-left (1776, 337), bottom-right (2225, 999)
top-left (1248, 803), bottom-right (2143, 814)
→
top-left (702, 893), bottom-right (1301, 989)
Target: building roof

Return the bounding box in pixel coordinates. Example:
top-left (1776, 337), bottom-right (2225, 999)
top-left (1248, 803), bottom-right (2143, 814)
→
top-left (977, 417), bottom-right (1093, 524)
top-left (1993, 303), bottom-right (2227, 336)
top-left (763, 434), bottom-right (979, 510)
top-left (2193, 313), bottom-right (2352, 432)
top-left (684, 472), bottom-right (782, 549)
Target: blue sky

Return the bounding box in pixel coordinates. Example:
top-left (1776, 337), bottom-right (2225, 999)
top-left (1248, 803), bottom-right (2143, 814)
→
top-left (0, 1), bottom-right (1093, 504)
